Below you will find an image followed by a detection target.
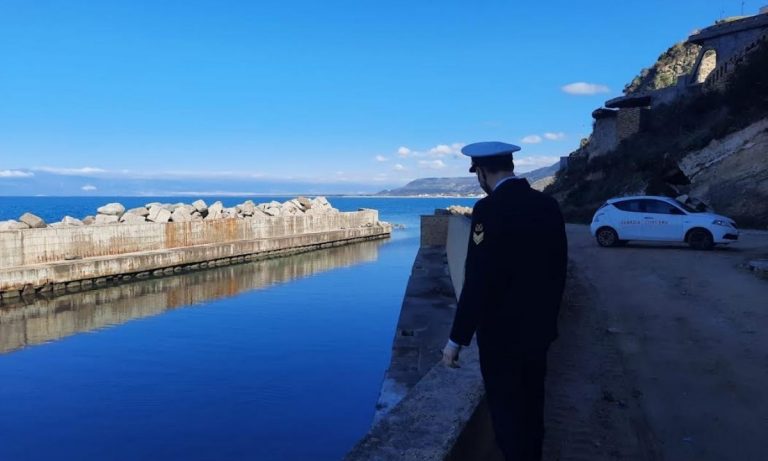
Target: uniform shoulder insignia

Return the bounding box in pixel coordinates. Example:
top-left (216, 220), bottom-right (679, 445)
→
top-left (473, 223), bottom-right (484, 245)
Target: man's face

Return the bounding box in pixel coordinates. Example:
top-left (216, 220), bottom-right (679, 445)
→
top-left (475, 168), bottom-right (493, 195)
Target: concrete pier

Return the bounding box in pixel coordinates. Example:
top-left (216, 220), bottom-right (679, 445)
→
top-left (0, 210), bottom-right (390, 296)
top-left (345, 210), bottom-right (489, 460)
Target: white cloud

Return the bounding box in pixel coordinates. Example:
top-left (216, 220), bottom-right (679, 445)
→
top-left (544, 132), bottom-right (566, 141)
top-left (81, 185), bottom-right (97, 191)
top-left (375, 155), bottom-right (388, 162)
top-left (35, 166), bottom-right (107, 175)
top-left (0, 170), bottom-right (34, 178)
top-left (428, 143), bottom-right (464, 157)
top-left (393, 163), bottom-right (406, 171)
top-left (521, 135), bottom-right (543, 144)
top-left (514, 156), bottom-right (561, 173)
top-left (561, 82), bottom-right (610, 95)
top-left (418, 160), bottom-right (446, 170)
top-left (397, 147), bottom-right (412, 157)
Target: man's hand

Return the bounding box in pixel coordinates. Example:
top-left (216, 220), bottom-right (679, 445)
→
top-left (442, 340), bottom-right (461, 368)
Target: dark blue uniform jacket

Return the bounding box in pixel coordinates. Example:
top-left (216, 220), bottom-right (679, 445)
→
top-left (449, 178), bottom-right (568, 355)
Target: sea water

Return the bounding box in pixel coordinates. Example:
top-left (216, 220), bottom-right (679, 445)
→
top-left (0, 196), bottom-right (476, 461)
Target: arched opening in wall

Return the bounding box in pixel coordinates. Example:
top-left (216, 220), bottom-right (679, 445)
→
top-left (696, 49), bottom-right (718, 83)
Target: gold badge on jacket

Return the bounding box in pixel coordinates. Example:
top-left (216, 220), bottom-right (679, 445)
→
top-left (473, 223), bottom-right (484, 245)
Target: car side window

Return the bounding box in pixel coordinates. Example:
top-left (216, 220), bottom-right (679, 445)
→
top-left (613, 200), bottom-right (643, 212)
top-left (643, 200), bottom-right (685, 215)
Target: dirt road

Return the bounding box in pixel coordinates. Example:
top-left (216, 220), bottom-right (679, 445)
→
top-left (545, 224), bottom-right (768, 460)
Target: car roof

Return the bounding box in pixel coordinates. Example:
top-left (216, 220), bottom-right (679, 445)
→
top-left (605, 195), bottom-right (680, 205)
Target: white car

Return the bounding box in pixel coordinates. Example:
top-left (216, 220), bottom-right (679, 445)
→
top-left (590, 196), bottom-right (739, 250)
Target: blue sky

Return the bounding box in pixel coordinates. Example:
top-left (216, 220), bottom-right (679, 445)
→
top-left (0, 0), bottom-right (757, 194)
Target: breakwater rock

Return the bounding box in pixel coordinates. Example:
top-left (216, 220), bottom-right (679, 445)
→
top-left (0, 196), bottom-right (340, 230)
top-left (0, 201), bottom-right (390, 297)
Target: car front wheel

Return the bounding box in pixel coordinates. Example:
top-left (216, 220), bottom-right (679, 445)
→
top-left (687, 228), bottom-right (714, 250)
top-left (596, 227), bottom-right (619, 247)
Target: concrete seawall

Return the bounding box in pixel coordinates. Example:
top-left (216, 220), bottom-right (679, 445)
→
top-left (346, 211), bottom-right (491, 460)
top-left (0, 210), bottom-right (390, 297)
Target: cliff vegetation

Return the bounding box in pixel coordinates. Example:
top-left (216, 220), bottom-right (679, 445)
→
top-left (624, 42), bottom-right (701, 94)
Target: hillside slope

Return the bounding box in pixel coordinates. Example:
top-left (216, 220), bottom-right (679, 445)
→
top-left (548, 38), bottom-right (768, 228)
top-left (378, 162), bottom-right (559, 196)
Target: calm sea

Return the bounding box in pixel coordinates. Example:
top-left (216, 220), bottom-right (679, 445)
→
top-left (0, 196), bottom-right (477, 461)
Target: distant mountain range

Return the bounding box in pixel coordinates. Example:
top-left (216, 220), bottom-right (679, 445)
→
top-left (375, 162), bottom-right (560, 197)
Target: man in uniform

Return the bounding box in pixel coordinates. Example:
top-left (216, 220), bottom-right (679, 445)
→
top-left (442, 141), bottom-right (567, 460)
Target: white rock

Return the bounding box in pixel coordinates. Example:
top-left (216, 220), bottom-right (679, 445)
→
top-left (19, 212), bottom-right (47, 228)
top-left (206, 201), bottom-right (224, 220)
top-left (192, 199), bottom-right (208, 213)
top-left (310, 197), bottom-right (333, 212)
top-left (97, 203), bottom-right (126, 216)
top-left (312, 196), bottom-right (330, 207)
top-left (264, 207), bottom-right (281, 217)
top-left (282, 200), bottom-right (303, 215)
top-left (145, 202), bottom-right (162, 209)
top-left (126, 207), bottom-right (150, 217)
top-left (238, 200), bottom-right (256, 216)
top-left (171, 207), bottom-right (193, 222)
top-left (95, 214), bottom-right (119, 225)
top-left (61, 216), bottom-right (84, 226)
top-left (82, 216), bottom-right (95, 225)
top-left (284, 199), bottom-right (303, 210)
top-left (120, 213), bottom-right (147, 223)
top-left (297, 196), bottom-right (312, 210)
top-left (0, 220), bottom-right (29, 231)
top-left (147, 205), bottom-right (171, 223)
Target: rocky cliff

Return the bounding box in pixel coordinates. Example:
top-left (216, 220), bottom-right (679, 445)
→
top-left (679, 118), bottom-right (768, 226)
top-left (624, 42), bottom-right (701, 94)
top-left (548, 32), bottom-right (768, 228)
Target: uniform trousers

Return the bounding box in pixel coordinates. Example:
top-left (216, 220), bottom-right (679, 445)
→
top-left (479, 347), bottom-right (549, 461)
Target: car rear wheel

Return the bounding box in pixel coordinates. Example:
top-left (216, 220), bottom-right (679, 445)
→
top-left (596, 227), bottom-right (619, 247)
top-left (687, 228), bottom-right (714, 250)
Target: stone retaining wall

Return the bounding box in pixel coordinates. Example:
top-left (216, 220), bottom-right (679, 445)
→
top-left (0, 210), bottom-right (379, 268)
top-left (346, 212), bottom-right (486, 460)
top-left (0, 210), bottom-right (389, 295)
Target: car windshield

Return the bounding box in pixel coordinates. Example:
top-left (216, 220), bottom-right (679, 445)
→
top-left (677, 201), bottom-right (704, 213)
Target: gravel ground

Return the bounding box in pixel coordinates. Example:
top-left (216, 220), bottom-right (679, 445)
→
top-left (475, 225), bottom-right (768, 460)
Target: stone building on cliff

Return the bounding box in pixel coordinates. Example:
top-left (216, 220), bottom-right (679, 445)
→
top-left (571, 7), bottom-right (768, 163)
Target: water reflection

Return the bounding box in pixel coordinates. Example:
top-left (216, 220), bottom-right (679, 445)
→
top-left (0, 240), bottom-right (383, 354)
